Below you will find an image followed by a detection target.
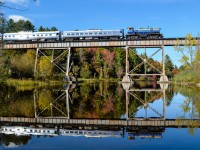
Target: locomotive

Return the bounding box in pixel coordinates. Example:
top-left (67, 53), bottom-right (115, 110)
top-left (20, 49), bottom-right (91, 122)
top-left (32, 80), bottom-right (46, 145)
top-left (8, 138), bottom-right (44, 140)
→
top-left (0, 27), bottom-right (163, 42)
top-left (126, 27), bottom-right (163, 39)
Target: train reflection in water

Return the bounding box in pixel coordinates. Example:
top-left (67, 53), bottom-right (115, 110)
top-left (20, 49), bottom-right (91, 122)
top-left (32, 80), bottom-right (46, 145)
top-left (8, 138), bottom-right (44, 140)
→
top-left (0, 125), bottom-right (164, 139)
top-left (127, 127), bottom-right (164, 140)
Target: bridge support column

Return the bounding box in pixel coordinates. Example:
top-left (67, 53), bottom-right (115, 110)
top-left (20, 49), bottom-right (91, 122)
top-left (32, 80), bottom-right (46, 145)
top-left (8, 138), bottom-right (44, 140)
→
top-left (125, 90), bottom-right (130, 119)
top-left (65, 47), bottom-right (72, 83)
top-left (122, 46), bottom-right (133, 83)
top-left (159, 46), bottom-right (168, 83)
top-left (34, 48), bottom-right (39, 79)
top-left (65, 85), bottom-right (70, 119)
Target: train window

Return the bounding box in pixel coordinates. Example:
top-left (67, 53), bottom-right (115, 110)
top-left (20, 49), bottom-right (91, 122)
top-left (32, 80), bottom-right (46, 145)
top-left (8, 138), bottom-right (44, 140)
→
top-left (45, 34), bottom-right (48, 36)
top-left (85, 33), bottom-right (88, 35)
top-left (89, 33), bottom-right (92, 35)
top-left (95, 33), bottom-right (97, 35)
top-left (67, 33), bottom-right (70, 35)
top-left (99, 32), bottom-right (102, 34)
top-left (37, 34), bottom-right (39, 36)
top-left (71, 33), bottom-right (75, 35)
top-left (49, 34), bottom-right (52, 36)
top-left (104, 32), bottom-right (107, 34)
top-left (80, 33), bottom-right (83, 35)
top-left (33, 35), bottom-right (35, 36)
top-left (76, 33), bottom-right (79, 35)
top-left (41, 34), bottom-right (43, 36)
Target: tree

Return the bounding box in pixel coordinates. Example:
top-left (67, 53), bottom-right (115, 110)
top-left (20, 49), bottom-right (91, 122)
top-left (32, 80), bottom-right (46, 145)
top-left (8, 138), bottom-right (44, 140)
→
top-left (165, 54), bottom-right (174, 77)
top-left (193, 38), bottom-right (200, 71)
top-left (38, 26), bottom-right (58, 31)
top-left (38, 26), bottom-right (46, 31)
top-left (102, 49), bottom-right (115, 78)
top-left (80, 63), bottom-right (91, 78)
top-left (174, 33), bottom-right (197, 71)
top-left (114, 48), bottom-right (125, 78)
top-left (38, 56), bottom-right (53, 79)
top-left (11, 50), bottom-right (35, 78)
top-left (4, 19), bottom-right (35, 32)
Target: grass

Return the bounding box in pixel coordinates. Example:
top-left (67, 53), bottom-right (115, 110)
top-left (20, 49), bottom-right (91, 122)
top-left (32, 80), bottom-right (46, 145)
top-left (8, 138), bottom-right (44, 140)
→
top-left (5, 79), bottom-right (63, 89)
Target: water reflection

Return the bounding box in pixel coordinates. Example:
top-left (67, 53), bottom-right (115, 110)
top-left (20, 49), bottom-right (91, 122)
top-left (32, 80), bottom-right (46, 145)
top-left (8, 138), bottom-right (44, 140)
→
top-left (1, 81), bottom-right (200, 120)
top-left (1, 82), bottom-right (200, 149)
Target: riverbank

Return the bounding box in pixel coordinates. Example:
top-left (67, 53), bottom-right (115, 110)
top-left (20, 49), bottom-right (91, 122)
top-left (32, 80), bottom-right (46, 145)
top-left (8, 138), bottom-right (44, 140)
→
top-left (4, 79), bottom-right (63, 90)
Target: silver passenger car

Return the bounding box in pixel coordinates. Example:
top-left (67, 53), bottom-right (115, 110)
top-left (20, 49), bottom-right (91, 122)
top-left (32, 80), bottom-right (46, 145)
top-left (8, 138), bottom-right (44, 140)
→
top-left (3, 31), bottom-right (60, 41)
top-left (61, 29), bottom-right (124, 40)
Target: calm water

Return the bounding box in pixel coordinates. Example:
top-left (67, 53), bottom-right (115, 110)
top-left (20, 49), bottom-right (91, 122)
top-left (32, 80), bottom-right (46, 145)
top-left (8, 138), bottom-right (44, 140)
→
top-left (0, 82), bottom-right (200, 150)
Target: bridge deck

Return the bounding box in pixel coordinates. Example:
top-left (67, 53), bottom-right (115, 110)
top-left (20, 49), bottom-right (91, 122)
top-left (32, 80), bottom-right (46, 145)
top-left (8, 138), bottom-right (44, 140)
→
top-left (0, 117), bottom-right (198, 127)
top-left (1, 38), bottom-right (199, 49)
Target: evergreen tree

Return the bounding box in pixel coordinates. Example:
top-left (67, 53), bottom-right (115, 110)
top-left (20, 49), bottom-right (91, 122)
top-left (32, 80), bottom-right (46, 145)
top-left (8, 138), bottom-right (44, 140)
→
top-left (165, 54), bottom-right (174, 77)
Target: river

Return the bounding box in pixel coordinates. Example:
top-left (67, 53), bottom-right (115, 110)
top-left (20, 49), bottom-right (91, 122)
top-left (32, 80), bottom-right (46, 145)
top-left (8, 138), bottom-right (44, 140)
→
top-left (0, 81), bottom-right (200, 150)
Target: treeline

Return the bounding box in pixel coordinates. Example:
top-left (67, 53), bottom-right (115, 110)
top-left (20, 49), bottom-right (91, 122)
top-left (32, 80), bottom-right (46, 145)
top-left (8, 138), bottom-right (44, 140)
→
top-left (1, 18), bottom-right (58, 32)
top-left (0, 19), bottom-right (177, 80)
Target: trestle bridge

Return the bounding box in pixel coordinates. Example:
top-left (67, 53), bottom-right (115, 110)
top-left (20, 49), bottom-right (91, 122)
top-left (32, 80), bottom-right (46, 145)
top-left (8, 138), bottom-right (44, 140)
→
top-left (1, 37), bottom-right (199, 82)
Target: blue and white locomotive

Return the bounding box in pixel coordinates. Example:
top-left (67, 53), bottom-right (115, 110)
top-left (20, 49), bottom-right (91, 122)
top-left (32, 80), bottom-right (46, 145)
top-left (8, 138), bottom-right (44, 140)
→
top-left (126, 27), bottom-right (163, 39)
top-left (1, 27), bottom-right (163, 42)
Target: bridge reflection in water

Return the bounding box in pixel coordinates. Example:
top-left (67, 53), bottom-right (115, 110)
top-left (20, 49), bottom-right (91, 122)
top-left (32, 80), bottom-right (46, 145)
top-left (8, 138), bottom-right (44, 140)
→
top-left (0, 83), bottom-right (200, 140)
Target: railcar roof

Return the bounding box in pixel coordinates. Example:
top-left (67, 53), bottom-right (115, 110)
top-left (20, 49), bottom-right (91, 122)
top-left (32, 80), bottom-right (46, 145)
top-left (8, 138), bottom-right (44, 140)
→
top-left (63, 29), bottom-right (122, 32)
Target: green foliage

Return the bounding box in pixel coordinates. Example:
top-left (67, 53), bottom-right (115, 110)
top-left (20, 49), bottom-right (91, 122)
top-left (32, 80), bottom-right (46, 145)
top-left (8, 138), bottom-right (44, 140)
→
top-left (38, 90), bottom-right (53, 111)
top-left (174, 33), bottom-right (197, 71)
top-left (38, 56), bottom-right (53, 79)
top-left (80, 64), bottom-right (92, 78)
top-left (5, 19), bottom-right (35, 32)
top-left (11, 50), bottom-right (35, 78)
top-left (38, 26), bottom-right (58, 31)
top-left (165, 54), bottom-right (174, 77)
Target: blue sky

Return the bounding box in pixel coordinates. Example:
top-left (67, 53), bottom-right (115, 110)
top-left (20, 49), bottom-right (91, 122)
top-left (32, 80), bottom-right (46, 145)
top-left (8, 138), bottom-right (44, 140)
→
top-left (1, 0), bottom-right (200, 66)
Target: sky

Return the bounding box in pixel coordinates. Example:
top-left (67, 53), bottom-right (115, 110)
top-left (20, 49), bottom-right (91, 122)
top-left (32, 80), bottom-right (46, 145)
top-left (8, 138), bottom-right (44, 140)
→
top-left (1, 0), bottom-right (200, 66)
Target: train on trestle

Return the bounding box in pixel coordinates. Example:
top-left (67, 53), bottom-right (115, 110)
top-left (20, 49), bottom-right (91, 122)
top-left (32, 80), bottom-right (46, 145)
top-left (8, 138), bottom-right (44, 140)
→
top-left (0, 27), bottom-right (163, 42)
